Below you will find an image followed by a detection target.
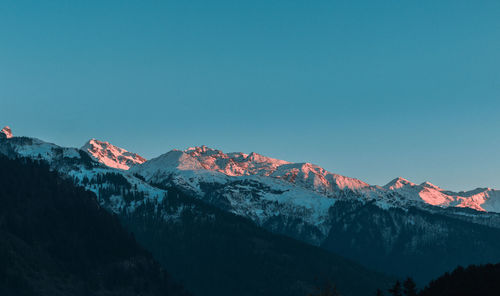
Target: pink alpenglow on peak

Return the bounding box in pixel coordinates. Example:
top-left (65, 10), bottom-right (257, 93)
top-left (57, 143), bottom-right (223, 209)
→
top-left (81, 139), bottom-right (146, 170)
top-left (183, 145), bottom-right (291, 176)
top-left (380, 176), bottom-right (500, 210)
top-left (383, 177), bottom-right (416, 190)
top-left (184, 145), bottom-right (289, 176)
top-left (128, 144), bottom-right (500, 213)
top-left (420, 181), bottom-right (442, 191)
top-left (0, 126), bottom-right (13, 139)
top-left (136, 145), bottom-right (372, 194)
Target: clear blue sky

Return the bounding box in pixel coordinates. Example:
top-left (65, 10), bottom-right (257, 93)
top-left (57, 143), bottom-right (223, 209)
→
top-left (1, 0), bottom-right (499, 191)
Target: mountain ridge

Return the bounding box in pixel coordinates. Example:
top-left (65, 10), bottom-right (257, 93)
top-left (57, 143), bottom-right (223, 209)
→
top-left (1, 129), bottom-right (499, 214)
top-left (3, 128), bottom-right (500, 285)
top-left (129, 144), bottom-right (500, 213)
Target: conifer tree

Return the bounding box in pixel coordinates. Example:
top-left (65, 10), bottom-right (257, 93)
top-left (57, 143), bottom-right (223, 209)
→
top-left (403, 277), bottom-right (417, 296)
top-left (388, 280), bottom-right (402, 296)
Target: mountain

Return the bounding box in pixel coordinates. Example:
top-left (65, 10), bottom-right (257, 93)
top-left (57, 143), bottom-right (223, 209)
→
top-left (0, 126), bottom-right (12, 139)
top-left (139, 145), bottom-right (372, 194)
top-left (383, 177), bottom-right (500, 211)
top-left (0, 154), bottom-right (188, 296)
top-left (2, 129), bottom-right (500, 286)
top-left (322, 200), bottom-right (500, 283)
top-left (81, 138), bottom-right (146, 170)
top-left (129, 145), bottom-right (500, 282)
top-left (132, 145), bottom-right (500, 213)
top-left (0, 132), bottom-right (393, 296)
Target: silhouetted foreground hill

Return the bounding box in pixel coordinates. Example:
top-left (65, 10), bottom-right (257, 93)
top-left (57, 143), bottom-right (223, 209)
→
top-left (419, 263), bottom-right (500, 296)
top-left (0, 155), bottom-right (189, 296)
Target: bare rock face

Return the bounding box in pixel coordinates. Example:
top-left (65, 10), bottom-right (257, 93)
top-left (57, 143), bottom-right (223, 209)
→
top-left (0, 126), bottom-right (13, 139)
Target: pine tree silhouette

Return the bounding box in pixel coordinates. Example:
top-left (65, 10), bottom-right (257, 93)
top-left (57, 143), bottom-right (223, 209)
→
top-left (403, 277), bottom-right (417, 296)
top-left (388, 281), bottom-right (402, 296)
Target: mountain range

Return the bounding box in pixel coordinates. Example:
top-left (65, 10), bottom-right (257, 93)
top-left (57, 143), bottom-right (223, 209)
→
top-left (2, 125), bottom-right (500, 294)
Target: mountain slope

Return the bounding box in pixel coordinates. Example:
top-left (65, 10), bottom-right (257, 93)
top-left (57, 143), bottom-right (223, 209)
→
top-left (322, 200), bottom-right (500, 283)
top-left (117, 186), bottom-right (393, 296)
top-left (0, 155), bottom-right (188, 296)
top-left (82, 138), bottom-right (146, 170)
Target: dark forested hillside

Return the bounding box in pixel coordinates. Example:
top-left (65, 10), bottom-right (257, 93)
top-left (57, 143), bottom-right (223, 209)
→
top-left (0, 155), bottom-right (188, 296)
top-left (419, 263), bottom-right (500, 296)
top-left (117, 186), bottom-right (393, 296)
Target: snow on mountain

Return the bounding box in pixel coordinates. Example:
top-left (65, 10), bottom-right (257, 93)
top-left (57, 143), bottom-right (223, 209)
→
top-left (182, 146), bottom-right (371, 193)
top-left (4, 130), bottom-right (500, 273)
top-left (81, 139), bottom-right (146, 170)
top-left (420, 181), bottom-right (442, 190)
top-left (270, 162), bottom-right (372, 194)
top-left (2, 128), bottom-right (500, 217)
top-left (383, 176), bottom-right (500, 211)
top-left (130, 147), bottom-right (343, 241)
top-left (383, 177), bottom-right (416, 190)
top-left (453, 188), bottom-right (500, 212)
top-left (184, 145), bottom-right (291, 176)
top-left (1, 136), bottom-right (81, 161)
top-left (5, 130), bottom-right (500, 286)
top-left (138, 145), bottom-right (374, 195)
top-left (131, 145), bottom-right (500, 214)
top-left (384, 177), bottom-right (453, 206)
top-left (0, 134), bottom-right (169, 220)
top-left (0, 126), bottom-right (13, 139)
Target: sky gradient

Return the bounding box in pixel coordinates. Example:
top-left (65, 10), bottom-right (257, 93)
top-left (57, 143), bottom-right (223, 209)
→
top-left (1, 0), bottom-right (499, 191)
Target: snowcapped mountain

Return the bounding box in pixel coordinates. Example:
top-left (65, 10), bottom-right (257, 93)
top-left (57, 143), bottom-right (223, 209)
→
top-left (0, 126), bottom-right (13, 139)
top-left (81, 139), bottom-right (146, 170)
top-left (3, 129), bottom-right (500, 284)
top-left (1, 128), bottom-right (498, 217)
top-left (125, 144), bottom-right (500, 254)
top-left (132, 145), bottom-right (376, 198)
top-left (130, 145), bottom-right (500, 213)
top-left (176, 145), bottom-right (371, 193)
top-left (383, 177), bottom-right (500, 212)
top-left (0, 135), bottom-right (81, 162)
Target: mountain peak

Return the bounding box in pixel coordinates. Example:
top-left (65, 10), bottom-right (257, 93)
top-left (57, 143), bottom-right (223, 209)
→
top-left (185, 145), bottom-right (222, 156)
top-left (0, 126), bottom-right (13, 139)
top-left (81, 138), bottom-right (146, 170)
top-left (245, 151), bottom-right (291, 166)
top-left (420, 181), bottom-right (442, 190)
top-left (384, 177), bottom-right (415, 190)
